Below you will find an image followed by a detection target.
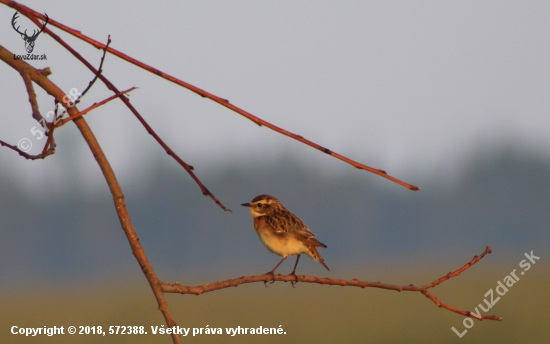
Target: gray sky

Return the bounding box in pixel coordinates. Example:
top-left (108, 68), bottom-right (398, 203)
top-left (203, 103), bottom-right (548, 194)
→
top-left (1, 1), bottom-right (549, 195)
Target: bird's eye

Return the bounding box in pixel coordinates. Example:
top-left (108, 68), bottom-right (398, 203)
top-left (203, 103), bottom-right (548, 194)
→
top-left (257, 203), bottom-right (262, 207)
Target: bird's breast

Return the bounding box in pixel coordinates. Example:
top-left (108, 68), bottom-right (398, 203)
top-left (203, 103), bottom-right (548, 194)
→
top-left (253, 217), bottom-right (308, 257)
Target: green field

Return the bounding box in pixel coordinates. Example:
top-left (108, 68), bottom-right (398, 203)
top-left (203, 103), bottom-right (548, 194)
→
top-left (2, 264), bottom-right (548, 343)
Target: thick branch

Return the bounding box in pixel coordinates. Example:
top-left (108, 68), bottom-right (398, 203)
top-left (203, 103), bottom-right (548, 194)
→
top-left (163, 246), bottom-right (500, 321)
top-left (2, 0), bottom-right (420, 191)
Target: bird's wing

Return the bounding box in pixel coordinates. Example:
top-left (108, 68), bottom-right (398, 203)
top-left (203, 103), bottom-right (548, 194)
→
top-left (264, 213), bottom-right (290, 233)
top-left (264, 210), bottom-right (310, 234)
top-left (293, 232), bottom-right (328, 248)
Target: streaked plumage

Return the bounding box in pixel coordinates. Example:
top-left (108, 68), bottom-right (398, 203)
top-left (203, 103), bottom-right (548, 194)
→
top-left (241, 194), bottom-right (329, 279)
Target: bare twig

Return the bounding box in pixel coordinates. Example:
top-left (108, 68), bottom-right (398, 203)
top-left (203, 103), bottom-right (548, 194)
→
top-left (0, 138), bottom-right (55, 160)
top-left (56, 87), bottom-right (137, 127)
top-left (2, 0), bottom-right (420, 191)
top-left (163, 246), bottom-right (500, 321)
top-left (422, 246), bottom-right (493, 289)
top-left (76, 35), bottom-right (111, 104)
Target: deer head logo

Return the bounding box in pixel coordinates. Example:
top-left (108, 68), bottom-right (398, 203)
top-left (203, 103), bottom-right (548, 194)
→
top-left (11, 11), bottom-right (49, 54)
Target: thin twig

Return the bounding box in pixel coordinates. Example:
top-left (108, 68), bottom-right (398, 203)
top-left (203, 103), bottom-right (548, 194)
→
top-left (421, 246), bottom-right (493, 289)
top-left (76, 35), bottom-right (111, 105)
top-left (3, 1), bottom-right (420, 191)
top-left (0, 138), bottom-right (54, 160)
top-left (56, 87), bottom-right (137, 127)
top-left (40, 123), bottom-right (56, 154)
top-left (163, 246), bottom-right (500, 321)
top-left (47, 36), bottom-right (109, 122)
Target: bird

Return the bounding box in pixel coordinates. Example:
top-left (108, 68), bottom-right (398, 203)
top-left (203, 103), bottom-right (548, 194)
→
top-left (241, 194), bottom-right (329, 284)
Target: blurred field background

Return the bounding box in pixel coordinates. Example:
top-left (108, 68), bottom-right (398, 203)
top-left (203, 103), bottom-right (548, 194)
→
top-left (1, 152), bottom-right (549, 343)
top-left (2, 1), bottom-right (550, 343)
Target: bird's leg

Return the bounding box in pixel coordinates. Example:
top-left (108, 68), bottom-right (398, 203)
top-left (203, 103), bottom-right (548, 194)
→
top-left (289, 255), bottom-right (301, 287)
top-left (264, 257), bottom-right (287, 287)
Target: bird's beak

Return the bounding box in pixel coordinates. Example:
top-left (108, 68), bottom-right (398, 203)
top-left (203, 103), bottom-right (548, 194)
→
top-left (241, 202), bottom-right (251, 207)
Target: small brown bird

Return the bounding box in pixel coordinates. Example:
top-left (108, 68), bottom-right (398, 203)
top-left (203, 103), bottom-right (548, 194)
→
top-left (241, 194), bottom-right (329, 282)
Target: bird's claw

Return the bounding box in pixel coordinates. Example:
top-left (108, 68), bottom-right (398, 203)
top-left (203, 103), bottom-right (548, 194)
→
top-left (264, 271), bottom-right (276, 287)
top-left (289, 272), bottom-right (299, 288)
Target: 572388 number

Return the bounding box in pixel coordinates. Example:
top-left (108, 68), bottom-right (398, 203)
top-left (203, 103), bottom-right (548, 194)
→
top-left (109, 326), bottom-right (146, 334)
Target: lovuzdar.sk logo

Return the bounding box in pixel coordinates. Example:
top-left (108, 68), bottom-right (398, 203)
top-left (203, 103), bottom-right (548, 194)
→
top-left (11, 11), bottom-right (49, 60)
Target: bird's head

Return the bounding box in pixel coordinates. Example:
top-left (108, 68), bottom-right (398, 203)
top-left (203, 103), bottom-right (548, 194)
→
top-left (241, 194), bottom-right (284, 217)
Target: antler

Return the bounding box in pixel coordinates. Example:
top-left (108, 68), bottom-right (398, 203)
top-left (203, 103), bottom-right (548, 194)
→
top-left (11, 11), bottom-right (25, 36)
top-left (11, 11), bottom-right (48, 40)
top-left (32, 12), bottom-right (48, 39)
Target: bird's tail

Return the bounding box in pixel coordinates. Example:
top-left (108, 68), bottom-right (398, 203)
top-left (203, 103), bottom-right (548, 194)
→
top-left (309, 246), bottom-right (330, 271)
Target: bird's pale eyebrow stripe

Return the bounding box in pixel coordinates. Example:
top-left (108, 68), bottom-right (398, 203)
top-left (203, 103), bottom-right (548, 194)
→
top-left (251, 194), bottom-right (280, 203)
top-left (254, 199), bottom-right (273, 205)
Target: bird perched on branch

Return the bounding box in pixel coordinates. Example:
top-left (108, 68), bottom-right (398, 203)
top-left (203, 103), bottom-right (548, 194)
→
top-left (241, 194), bottom-right (329, 284)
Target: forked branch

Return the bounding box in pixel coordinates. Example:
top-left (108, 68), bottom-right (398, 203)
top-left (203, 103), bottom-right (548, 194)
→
top-left (163, 246), bottom-right (501, 321)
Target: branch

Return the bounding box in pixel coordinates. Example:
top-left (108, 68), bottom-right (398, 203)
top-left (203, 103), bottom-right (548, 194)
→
top-left (2, 1), bottom-right (420, 191)
top-left (163, 246), bottom-right (501, 321)
top-left (5, 3), bottom-right (230, 212)
top-left (0, 44), bottom-right (182, 344)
